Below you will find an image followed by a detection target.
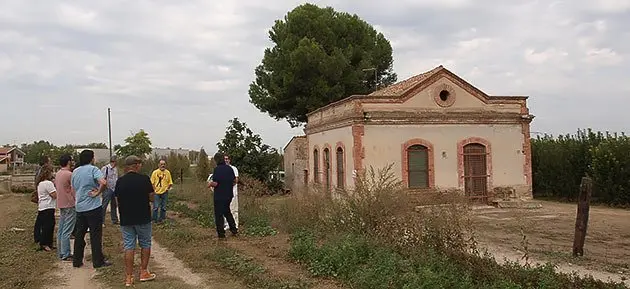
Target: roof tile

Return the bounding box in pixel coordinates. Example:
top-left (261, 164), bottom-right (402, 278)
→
top-left (368, 65), bottom-right (443, 97)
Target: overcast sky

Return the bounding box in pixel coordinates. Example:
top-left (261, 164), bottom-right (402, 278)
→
top-left (1, 0), bottom-right (628, 152)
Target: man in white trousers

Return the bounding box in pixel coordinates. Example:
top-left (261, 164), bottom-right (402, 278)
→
top-left (207, 154), bottom-right (239, 231)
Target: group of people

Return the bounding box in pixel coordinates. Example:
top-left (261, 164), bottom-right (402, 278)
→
top-left (32, 149), bottom-right (241, 287)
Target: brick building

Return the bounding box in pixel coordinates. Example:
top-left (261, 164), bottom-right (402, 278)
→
top-left (284, 65), bottom-right (535, 202)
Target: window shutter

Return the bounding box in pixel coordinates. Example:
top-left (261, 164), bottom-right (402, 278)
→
top-left (408, 146), bottom-right (428, 188)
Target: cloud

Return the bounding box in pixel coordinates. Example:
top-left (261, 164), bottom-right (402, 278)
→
top-left (0, 0), bottom-right (628, 152)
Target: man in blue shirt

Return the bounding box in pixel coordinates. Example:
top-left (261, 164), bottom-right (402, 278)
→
top-left (71, 149), bottom-right (112, 268)
top-left (208, 152), bottom-right (237, 239)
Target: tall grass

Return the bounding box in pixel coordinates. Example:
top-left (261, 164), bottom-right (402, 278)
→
top-left (262, 164), bottom-right (626, 289)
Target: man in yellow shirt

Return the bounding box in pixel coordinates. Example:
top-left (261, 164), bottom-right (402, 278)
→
top-left (150, 160), bottom-right (173, 223)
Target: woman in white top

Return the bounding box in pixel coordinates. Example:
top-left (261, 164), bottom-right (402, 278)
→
top-left (36, 165), bottom-right (57, 251)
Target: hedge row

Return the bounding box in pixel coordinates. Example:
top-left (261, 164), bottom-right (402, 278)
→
top-left (532, 129), bottom-right (630, 205)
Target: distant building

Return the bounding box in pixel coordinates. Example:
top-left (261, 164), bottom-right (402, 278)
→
top-left (0, 147), bottom-right (26, 173)
top-left (75, 148), bottom-right (111, 164)
top-left (150, 148), bottom-right (190, 160)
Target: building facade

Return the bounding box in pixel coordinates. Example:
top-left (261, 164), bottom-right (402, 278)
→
top-left (283, 136), bottom-right (308, 193)
top-left (290, 66), bottom-right (534, 201)
top-left (0, 147), bottom-right (26, 173)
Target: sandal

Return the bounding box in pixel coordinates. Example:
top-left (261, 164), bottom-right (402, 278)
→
top-left (139, 270), bottom-right (156, 282)
top-left (125, 275), bottom-right (134, 287)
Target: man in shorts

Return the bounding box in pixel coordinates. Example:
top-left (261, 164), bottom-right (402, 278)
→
top-left (115, 155), bottom-right (156, 286)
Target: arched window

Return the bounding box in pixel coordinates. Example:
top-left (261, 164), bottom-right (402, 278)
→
top-left (313, 149), bottom-right (319, 183)
top-left (336, 147), bottom-right (344, 189)
top-left (323, 148), bottom-right (331, 190)
top-left (407, 145), bottom-right (429, 188)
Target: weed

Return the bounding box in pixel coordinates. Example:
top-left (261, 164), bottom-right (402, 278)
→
top-left (211, 247), bottom-right (311, 289)
top-left (0, 195), bottom-right (59, 288)
top-left (269, 164), bottom-right (628, 289)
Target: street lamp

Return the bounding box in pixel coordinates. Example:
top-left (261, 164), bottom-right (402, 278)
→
top-left (362, 68), bottom-right (377, 91)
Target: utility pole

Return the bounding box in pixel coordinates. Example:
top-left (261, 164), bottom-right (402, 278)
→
top-left (362, 68), bottom-right (378, 91)
top-left (108, 108), bottom-right (112, 159)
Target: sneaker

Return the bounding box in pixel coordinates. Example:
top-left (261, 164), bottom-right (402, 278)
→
top-left (94, 260), bottom-right (113, 268)
top-left (61, 255), bottom-right (73, 262)
top-left (139, 270), bottom-right (156, 282)
top-left (125, 275), bottom-right (134, 287)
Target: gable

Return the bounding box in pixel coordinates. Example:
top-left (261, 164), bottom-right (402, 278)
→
top-left (361, 68), bottom-right (526, 113)
top-left (399, 77), bottom-right (488, 109)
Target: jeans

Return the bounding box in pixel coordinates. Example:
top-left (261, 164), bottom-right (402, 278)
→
top-left (73, 207), bottom-right (106, 268)
top-left (57, 207), bottom-right (77, 259)
top-left (102, 188), bottom-right (119, 224)
top-left (121, 223), bottom-right (152, 250)
top-left (37, 209), bottom-right (55, 248)
top-left (152, 191), bottom-right (168, 222)
top-left (214, 197), bottom-right (237, 236)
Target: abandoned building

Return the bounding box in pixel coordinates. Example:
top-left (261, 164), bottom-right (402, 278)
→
top-left (283, 65), bottom-right (534, 201)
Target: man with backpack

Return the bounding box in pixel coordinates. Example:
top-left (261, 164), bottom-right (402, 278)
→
top-left (100, 155), bottom-right (119, 226)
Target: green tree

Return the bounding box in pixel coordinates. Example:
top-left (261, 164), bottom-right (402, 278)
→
top-left (196, 148), bottom-right (212, 181)
top-left (249, 3), bottom-right (397, 127)
top-left (116, 129), bottom-right (152, 158)
top-left (21, 140), bottom-right (56, 164)
top-left (217, 118), bottom-right (281, 182)
top-left (79, 143), bottom-right (108, 149)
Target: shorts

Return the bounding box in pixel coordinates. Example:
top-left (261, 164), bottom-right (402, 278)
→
top-left (121, 223), bottom-right (152, 250)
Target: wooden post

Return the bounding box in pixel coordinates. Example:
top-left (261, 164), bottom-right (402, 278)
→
top-left (572, 175), bottom-right (593, 257)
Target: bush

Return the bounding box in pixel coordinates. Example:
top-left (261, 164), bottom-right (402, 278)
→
top-left (10, 185), bottom-right (33, 194)
top-left (267, 163), bottom-right (626, 289)
top-left (532, 129), bottom-right (630, 205)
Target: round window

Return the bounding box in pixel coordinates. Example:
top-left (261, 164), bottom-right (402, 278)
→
top-left (433, 84), bottom-right (456, 107)
top-left (439, 90), bottom-right (450, 101)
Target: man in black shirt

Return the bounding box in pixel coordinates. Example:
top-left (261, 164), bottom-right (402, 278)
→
top-left (208, 152), bottom-right (237, 238)
top-left (114, 155), bottom-right (156, 287)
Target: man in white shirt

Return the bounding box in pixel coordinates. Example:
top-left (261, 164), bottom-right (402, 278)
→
top-left (223, 155), bottom-right (239, 231)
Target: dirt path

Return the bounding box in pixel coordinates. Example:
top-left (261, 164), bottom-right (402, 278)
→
top-left (482, 242), bottom-right (630, 286)
top-left (150, 237), bottom-right (206, 287)
top-left (47, 239), bottom-right (106, 289)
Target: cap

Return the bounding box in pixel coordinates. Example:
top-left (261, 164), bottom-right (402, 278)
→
top-left (110, 155), bottom-right (118, 162)
top-left (124, 155), bottom-right (142, 166)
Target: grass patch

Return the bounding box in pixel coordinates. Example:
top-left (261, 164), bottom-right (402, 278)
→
top-left (0, 194), bottom-right (59, 289)
top-left (211, 247), bottom-right (311, 289)
top-left (240, 196), bottom-right (278, 237)
top-left (269, 165), bottom-right (628, 289)
top-left (151, 215), bottom-right (305, 288)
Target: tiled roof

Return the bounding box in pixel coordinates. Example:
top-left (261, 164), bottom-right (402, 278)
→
top-left (0, 156), bottom-right (7, 163)
top-left (369, 65), bottom-right (443, 97)
top-left (0, 147), bottom-right (13, 154)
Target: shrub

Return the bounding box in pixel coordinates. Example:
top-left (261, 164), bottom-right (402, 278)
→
top-left (532, 129), bottom-right (630, 205)
top-left (267, 163), bottom-right (626, 289)
top-left (10, 185), bottom-right (33, 194)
